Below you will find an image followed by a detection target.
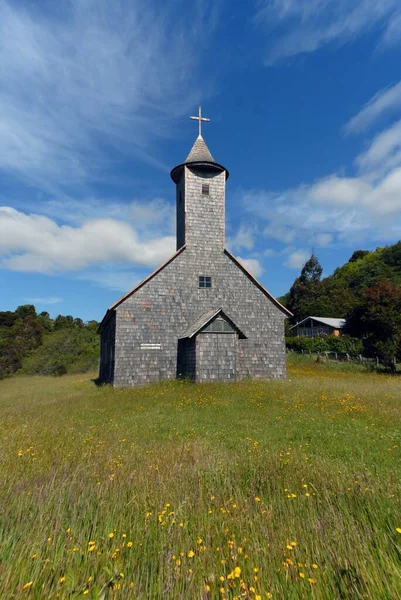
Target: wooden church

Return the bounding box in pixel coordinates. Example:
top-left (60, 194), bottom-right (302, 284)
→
top-left (98, 109), bottom-right (291, 386)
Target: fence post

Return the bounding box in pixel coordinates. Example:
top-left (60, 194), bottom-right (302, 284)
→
top-left (346, 353), bottom-right (350, 362)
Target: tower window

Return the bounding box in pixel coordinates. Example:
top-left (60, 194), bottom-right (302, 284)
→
top-left (202, 184), bottom-right (210, 196)
top-left (199, 276), bottom-right (211, 288)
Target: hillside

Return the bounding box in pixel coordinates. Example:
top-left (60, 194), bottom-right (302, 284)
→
top-left (280, 241), bottom-right (401, 319)
top-left (0, 305), bottom-right (99, 379)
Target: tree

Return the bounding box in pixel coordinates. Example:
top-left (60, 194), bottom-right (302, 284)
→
top-left (287, 253), bottom-right (323, 322)
top-left (348, 250), bottom-right (370, 263)
top-left (346, 280), bottom-right (401, 371)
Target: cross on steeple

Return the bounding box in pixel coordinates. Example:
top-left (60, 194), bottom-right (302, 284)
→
top-left (190, 106), bottom-right (210, 137)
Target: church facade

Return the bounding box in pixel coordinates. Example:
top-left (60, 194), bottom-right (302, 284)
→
top-left (98, 122), bottom-right (291, 386)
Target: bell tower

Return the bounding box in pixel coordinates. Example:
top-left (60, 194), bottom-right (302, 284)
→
top-left (170, 107), bottom-right (229, 252)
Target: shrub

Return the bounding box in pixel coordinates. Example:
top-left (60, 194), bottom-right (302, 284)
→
top-left (286, 335), bottom-right (363, 355)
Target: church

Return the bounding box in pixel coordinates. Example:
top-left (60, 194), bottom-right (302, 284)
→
top-left (98, 108), bottom-right (291, 386)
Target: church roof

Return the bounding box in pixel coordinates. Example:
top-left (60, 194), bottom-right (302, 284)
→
top-left (184, 135), bottom-right (216, 163)
top-left (224, 250), bottom-right (293, 317)
top-left (97, 245), bottom-right (186, 333)
top-left (170, 135), bottom-right (229, 182)
top-left (179, 308), bottom-right (247, 339)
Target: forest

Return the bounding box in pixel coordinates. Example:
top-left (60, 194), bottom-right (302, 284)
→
top-left (281, 241), bottom-right (401, 368)
top-left (0, 305), bottom-right (99, 379)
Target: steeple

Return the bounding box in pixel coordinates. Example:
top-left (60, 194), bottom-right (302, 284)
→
top-left (173, 107), bottom-right (229, 251)
top-left (170, 105), bottom-right (229, 183)
top-left (184, 135), bottom-right (216, 164)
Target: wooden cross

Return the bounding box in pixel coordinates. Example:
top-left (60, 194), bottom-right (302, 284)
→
top-left (190, 106), bottom-right (210, 137)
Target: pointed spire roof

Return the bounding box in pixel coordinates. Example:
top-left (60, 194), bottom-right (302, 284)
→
top-left (184, 135), bottom-right (216, 164)
top-left (170, 135), bottom-right (229, 183)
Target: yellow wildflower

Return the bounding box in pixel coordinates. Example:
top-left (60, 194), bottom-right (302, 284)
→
top-left (205, 584), bottom-right (211, 592)
top-left (197, 538), bottom-right (203, 544)
top-left (23, 582), bottom-right (33, 590)
top-left (108, 532), bottom-right (114, 538)
top-left (31, 554), bottom-right (37, 559)
top-left (299, 572), bottom-right (305, 579)
top-left (59, 577), bottom-right (65, 584)
top-left (312, 563), bottom-right (318, 569)
top-left (396, 528), bottom-right (401, 534)
top-left (127, 541), bottom-right (133, 548)
top-left (188, 550), bottom-right (195, 558)
top-left (254, 497), bottom-right (261, 502)
top-left (308, 578), bottom-right (316, 584)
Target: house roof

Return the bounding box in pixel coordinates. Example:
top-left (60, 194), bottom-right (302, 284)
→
top-left (224, 250), bottom-right (293, 317)
top-left (97, 245), bottom-right (186, 333)
top-left (179, 307), bottom-right (247, 339)
top-left (291, 316), bottom-right (346, 330)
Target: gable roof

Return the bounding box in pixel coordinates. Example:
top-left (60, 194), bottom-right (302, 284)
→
top-left (179, 307), bottom-right (247, 339)
top-left (291, 316), bottom-right (346, 330)
top-left (98, 245), bottom-right (186, 333)
top-left (224, 250), bottom-right (293, 317)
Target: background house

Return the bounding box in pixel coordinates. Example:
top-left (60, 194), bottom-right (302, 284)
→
top-left (291, 317), bottom-right (345, 338)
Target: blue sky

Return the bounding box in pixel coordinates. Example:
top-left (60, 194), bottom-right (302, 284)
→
top-left (1, 0), bottom-right (401, 321)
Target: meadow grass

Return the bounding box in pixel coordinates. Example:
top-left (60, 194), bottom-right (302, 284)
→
top-left (1, 356), bottom-right (400, 599)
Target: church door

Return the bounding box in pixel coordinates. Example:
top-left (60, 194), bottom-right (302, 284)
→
top-left (196, 332), bottom-right (237, 381)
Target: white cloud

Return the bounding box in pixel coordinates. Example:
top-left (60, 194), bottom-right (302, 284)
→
top-left (35, 197), bottom-right (175, 234)
top-left (356, 120), bottom-right (401, 176)
top-left (227, 225), bottom-right (256, 252)
top-left (80, 270), bottom-right (142, 293)
top-left (315, 233), bottom-right (333, 247)
top-left (236, 256), bottom-right (264, 278)
top-left (0, 0), bottom-right (214, 191)
top-left (308, 176), bottom-right (371, 205)
top-left (345, 80), bottom-right (401, 133)
top-left (25, 297), bottom-right (63, 305)
top-left (0, 206), bottom-right (175, 273)
top-left (256, 0), bottom-right (401, 63)
top-left (284, 250), bottom-right (310, 269)
top-left (242, 116), bottom-right (401, 248)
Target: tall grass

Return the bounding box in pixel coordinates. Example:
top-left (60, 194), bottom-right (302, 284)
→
top-left (1, 357), bottom-right (400, 599)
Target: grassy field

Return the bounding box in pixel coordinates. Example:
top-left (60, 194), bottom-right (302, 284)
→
top-left (1, 356), bottom-right (400, 599)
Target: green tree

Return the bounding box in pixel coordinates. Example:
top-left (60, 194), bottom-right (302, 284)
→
top-left (346, 280), bottom-right (401, 371)
top-left (287, 253), bottom-right (323, 322)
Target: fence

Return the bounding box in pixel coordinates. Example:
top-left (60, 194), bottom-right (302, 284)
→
top-left (286, 348), bottom-right (397, 368)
